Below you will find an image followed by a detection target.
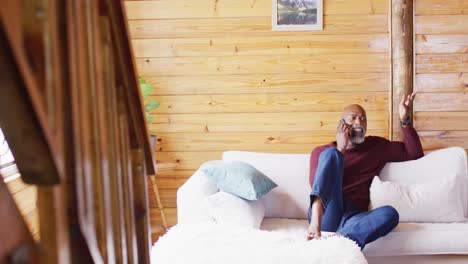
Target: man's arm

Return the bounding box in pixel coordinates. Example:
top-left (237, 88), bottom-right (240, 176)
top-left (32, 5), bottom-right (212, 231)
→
top-left (401, 122), bottom-right (424, 159)
top-left (386, 122), bottom-right (424, 162)
top-left (386, 92), bottom-right (424, 162)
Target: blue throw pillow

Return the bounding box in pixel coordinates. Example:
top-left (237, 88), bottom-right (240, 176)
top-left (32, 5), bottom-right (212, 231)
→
top-left (202, 161), bottom-right (278, 201)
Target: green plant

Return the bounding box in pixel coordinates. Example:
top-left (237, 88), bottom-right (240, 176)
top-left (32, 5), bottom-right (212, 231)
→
top-left (139, 77), bottom-right (160, 124)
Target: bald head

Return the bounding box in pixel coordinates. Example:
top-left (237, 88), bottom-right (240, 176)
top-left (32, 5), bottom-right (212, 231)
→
top-left (342, 104), bottom-right (366, 118)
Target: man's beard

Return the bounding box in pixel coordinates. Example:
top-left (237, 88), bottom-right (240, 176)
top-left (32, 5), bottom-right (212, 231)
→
top-left (350, 126), bottom-right (366, 145)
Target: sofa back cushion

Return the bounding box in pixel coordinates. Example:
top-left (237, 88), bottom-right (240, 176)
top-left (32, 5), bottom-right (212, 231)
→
top-left (370, 175), bottom-right (466, 222)
top-left (378, 147), bottom-right (468, 217)
top-left (222, 151), bottom-right (310, 219)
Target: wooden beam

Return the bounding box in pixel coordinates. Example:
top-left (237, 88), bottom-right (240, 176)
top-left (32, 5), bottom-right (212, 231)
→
top-left (391, 0), bottom-right (414, 140)
top-left (0, 12), bottom-right (60, 185)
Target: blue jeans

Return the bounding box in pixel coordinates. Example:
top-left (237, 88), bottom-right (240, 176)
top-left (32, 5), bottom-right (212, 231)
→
top-left (308, 147), bottom-right (399, 249)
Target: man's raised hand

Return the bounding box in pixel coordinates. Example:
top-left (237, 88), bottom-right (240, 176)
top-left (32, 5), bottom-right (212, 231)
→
top-left (399, 92), bottom-right (416, 122)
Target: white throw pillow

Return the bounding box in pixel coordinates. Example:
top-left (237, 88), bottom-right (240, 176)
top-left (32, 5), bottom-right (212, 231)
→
top-left (369, 175), bottom-right (467, 223)
top-left (206, 191), bottom-right (265, 229)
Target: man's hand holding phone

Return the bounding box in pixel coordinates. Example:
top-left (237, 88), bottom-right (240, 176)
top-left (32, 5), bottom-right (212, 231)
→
top-left (336, 119), bottom-right (351, 153)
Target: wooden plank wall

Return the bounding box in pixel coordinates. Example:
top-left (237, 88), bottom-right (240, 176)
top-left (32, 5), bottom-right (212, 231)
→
top-left (5, 177), bottom-right (39, 240)
top-left (414, 0), bottom-right (468, 153)
top-left (124, 0), bottom-right (391, 228)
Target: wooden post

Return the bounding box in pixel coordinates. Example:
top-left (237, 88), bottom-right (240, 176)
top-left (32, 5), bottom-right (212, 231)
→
top-left (132, 149), bottom-right (152, 264)
top-left (391, 0), bottom-right (414, 140)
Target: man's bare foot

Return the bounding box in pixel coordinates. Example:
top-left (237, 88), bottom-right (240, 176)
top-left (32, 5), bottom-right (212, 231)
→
top-left (307, 197), bottom-right (324, 240)
top-left (307, 224), bottom-right (321, 240)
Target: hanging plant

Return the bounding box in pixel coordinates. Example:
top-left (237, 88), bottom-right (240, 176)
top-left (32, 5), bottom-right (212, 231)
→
top-left (139, 77), bottom-right (160, 124)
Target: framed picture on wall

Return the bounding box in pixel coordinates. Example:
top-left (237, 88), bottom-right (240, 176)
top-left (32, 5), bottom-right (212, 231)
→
top-left (272, 0), bottom-right (323, 31)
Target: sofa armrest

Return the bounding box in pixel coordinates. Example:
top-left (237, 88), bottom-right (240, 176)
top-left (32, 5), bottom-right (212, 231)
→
top-left (176, 160), bottom-right (221, 225)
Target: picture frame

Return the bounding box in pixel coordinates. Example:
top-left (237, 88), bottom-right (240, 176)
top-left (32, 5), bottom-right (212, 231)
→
top-left (272, 0), bottom-right (323, 31)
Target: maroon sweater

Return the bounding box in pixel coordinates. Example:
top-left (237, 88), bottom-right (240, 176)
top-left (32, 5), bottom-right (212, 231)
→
top-left (309, 125), bottom-right (424, 211)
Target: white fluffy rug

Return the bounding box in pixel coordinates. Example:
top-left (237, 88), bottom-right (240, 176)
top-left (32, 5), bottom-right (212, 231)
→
top-left (151, 219), bottom-right (367, 264)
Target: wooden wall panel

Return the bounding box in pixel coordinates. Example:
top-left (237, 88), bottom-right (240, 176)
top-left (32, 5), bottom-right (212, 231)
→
top-left (151, 93), bottom-right (388, 114)
top-left (415, 112), bottom-right (468, 131)
top-left (132, 34), bottom-right (388, 57)
top-left (415, 35), bottom-right (468, 54)
top-left (415, 0), bottom-right (468, 15)
top-left (5, 176), bottom-right (30, 194)
top-left (146, 73), bottom-right (390, 95)
top-left (416, 54), bottom-right (468, 73)
top-left (6, 177), bottom-right (39, 240)
top-left (414, 0), bottom-right (468, 155)
top-left (414, 93), bottom-right (468, 111)
top-left (137, 54), bottom-right (389, 76)
top-left (150, 111), bottom-right (387, 133)
top-left (156, 151), bottom-right (222, 171)
top-left (124, 0), bottom-right (391, 233)
top-left (128, 15), bottom-right (388, 39)
top-left (156, 178), bottom-right (190, 190)
top-left (415, 73), bottom-right (467, 92)
top-left (419, 131), bottom-right (468, 151)
top-left (154, 130), bottom-right (387, 152)
top-left (125, 0), bottom-right (388, 19)
top-left (150, 208), bottom-right (177, 227)
top-left (416, 15), bottom-right (468, 34)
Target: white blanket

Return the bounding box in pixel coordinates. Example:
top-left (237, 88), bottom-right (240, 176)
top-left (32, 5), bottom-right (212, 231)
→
top-left (151, 219), bottom-right (367, 264)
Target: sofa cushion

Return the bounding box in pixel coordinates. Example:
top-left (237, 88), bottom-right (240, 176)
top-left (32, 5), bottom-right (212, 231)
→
top-left (369, 175), bottom-right (467, 223)
top-left (207, 191), bottom-right (265, 228)
top-left (222, 151), bottom-right (310, 219)
top-left (177, 161), bottom-right (221, 224)
top-left (379, 147), bottom-right (468, 217)
top-left (364, 221), bottom-right (468, 257)
top-left (260, 218), bottom-right (468, 257)
top-left (202, 161), bottom-right (278, 200)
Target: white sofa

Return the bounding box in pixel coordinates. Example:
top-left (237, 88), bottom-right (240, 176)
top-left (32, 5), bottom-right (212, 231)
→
top-left (177, 147), bottom-right (468, 264)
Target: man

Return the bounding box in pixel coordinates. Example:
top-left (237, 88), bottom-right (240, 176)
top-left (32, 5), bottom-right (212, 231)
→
top-left (306, 92), bottom-right (424, 249)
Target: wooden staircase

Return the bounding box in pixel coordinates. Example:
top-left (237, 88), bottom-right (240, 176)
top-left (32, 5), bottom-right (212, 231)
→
top-left (0, 0), bottom-right (155, 263)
